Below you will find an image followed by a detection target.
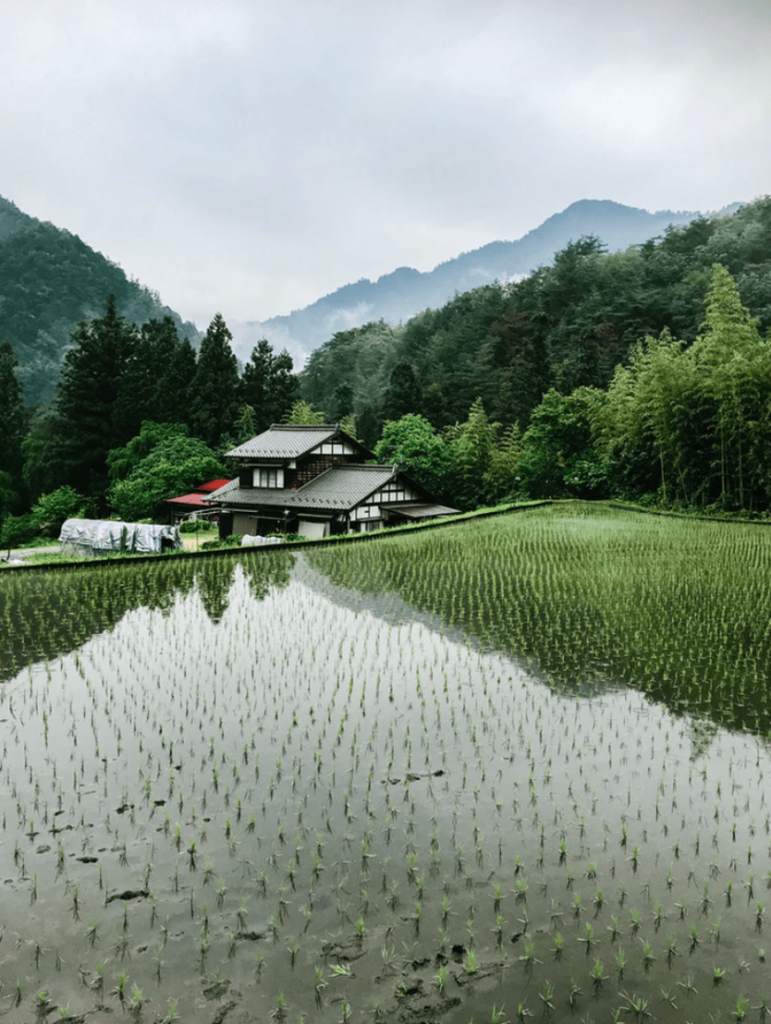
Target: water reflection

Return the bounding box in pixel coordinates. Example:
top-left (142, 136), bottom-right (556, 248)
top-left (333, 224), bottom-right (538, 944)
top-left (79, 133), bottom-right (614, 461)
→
top-left (305, 507), bottom-right (771, 738)
top-left (0, 550), bottom-right (295, 682)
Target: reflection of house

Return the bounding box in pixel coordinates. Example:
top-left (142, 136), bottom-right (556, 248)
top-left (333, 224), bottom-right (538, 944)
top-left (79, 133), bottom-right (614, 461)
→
top-left (208, 424), bottom-right (458, 539)
top-left (166, 479), bottom-right (233, 525)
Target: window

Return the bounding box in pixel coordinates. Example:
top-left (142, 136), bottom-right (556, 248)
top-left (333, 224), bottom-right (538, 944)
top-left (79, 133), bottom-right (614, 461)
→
top-left (253, 468), bottom-right (283, 488)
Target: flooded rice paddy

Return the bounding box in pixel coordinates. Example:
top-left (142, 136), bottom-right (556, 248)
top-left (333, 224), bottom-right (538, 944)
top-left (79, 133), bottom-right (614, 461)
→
top-left (2, 504), bottom-right (771, 1024)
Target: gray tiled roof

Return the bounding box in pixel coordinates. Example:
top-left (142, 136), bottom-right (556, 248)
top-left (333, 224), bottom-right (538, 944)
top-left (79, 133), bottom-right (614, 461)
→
top-left (225, 425), bottom-right (340, 459)
top-left (292, 464), bottom-right (397, 510)
top-left (211, 464), bottom-right (400, 513)
top-left (206, 485), bottom-right (296, 508)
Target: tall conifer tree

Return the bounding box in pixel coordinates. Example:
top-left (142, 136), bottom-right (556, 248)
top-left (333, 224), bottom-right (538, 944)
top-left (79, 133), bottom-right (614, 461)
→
top-left (0, 340), bottom-right (25, 485)
top-left (238, 339), bottom-right (299, 434)
top-left (56, 295), bottom-right (138, 499)
top-left (189, 313), bottom-right (240, 448)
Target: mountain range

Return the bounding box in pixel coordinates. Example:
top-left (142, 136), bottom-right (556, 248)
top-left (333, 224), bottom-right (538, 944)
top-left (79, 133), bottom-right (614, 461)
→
top-left (228, 198), bottom-right (742, 365)
top-left (1, 193), bottom-right (742, 403)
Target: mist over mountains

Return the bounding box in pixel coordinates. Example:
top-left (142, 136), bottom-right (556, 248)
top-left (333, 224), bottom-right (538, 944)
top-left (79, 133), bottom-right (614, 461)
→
top-left (1, 193), bottom-right (743, 403)
top-left (229, 199), bottom-right (742, 365)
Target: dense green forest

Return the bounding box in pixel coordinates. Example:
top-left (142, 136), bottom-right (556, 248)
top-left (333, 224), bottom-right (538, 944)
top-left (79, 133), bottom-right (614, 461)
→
top-left (0, 194), bottom-right (201, 405)
top-left (2, 198), bottom-right (771, 550)
top-left (297, 196), bottom-right (771, 512)
top-left (0, 305), bottom-right (300, 545)
top-left (301, 197), bottom-right (771, 441)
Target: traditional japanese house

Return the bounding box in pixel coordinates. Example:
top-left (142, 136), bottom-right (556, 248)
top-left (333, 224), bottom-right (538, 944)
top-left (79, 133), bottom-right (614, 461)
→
top-left (207, 424), bottom-right (458, 539)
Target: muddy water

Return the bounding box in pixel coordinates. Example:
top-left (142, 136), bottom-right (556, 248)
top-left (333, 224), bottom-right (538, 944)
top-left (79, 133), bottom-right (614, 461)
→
top-left (1, 552), bottom-right (770, 1024)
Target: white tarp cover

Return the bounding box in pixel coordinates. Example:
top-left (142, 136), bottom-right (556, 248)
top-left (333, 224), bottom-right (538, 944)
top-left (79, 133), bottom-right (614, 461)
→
top-left (240, 535), bottom-right (282, 548)
top-left (297, 519), bottom-right (328, 539)
top-left (59, 519), bottom-right (183, 556)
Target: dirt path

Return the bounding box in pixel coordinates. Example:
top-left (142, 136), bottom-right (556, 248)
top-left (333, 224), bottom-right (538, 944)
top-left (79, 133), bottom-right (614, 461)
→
top-left (1, 545), bottom-right (60, 566)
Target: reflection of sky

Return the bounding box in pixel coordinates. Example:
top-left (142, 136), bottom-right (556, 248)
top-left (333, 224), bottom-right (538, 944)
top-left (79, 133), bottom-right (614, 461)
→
top-left (296, 552), bottom-right (626, 701)
top-left (3, 557), bottom-right (770, 1020)
top-left (2, 0), bottom-right (769, 327)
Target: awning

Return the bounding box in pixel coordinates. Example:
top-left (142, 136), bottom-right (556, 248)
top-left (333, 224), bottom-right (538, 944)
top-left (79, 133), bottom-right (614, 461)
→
top-left (380, 503), bottom-right (459, 519)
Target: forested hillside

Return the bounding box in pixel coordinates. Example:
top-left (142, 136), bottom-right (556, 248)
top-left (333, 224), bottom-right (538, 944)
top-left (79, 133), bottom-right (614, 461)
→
top-left (300, 198), bottom-right (771, 447)
top-left (232, 198), bottom-right (732, 362)
top-left (3, 199), bottom-right (771, 553)
top-left (0, 302), bottom-right (300, 543)
top-left (0, 195), bottom-right (201, 405)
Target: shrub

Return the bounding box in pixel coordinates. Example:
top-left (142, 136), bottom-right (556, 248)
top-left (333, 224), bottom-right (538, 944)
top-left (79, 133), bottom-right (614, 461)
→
top-left (31, 487), bottom-right (95, 536)
top-left (179, 520), bottom-right (216, 534)
top-left (200, 536), bottom-right (240, 550)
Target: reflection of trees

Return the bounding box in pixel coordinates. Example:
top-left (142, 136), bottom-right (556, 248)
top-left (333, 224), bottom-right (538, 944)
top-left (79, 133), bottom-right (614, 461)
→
top-left (242, 550), bottom-right (295, 601)
top-left (196, 559), bottom-right (237, 623)
top-left (0, 559), bottom-right (198, 682)
top-left (306, 516), bottom-right (771, 739)
top-left (0, 550), bottom-right (296, 681)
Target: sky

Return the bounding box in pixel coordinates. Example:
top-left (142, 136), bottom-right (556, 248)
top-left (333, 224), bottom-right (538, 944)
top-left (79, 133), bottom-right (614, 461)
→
top-left (2, 0), bottom-right (770, 330)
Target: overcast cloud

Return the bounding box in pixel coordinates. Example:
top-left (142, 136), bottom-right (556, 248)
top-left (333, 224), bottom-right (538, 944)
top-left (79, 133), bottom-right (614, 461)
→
top-left (2, 0), bottom-right (769, 328)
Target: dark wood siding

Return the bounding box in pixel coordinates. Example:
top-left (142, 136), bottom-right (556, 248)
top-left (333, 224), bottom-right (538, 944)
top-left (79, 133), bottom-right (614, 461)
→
top-left (292, 453), bottom-right (353, 489)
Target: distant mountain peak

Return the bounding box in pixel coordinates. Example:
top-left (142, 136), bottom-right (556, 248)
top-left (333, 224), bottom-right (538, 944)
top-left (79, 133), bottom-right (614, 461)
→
top-left (230, 198), bottom-right (738, 366)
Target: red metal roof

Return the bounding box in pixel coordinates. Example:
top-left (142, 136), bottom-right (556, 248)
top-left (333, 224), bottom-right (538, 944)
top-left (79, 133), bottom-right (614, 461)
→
top-left (195, 479), bottom-right (233, 493)
top-left (166, 493), bottom-right (213, 508)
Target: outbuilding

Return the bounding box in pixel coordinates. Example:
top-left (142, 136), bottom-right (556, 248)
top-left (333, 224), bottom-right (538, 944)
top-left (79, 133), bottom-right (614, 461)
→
top-left (166, 478), bottom-right (233, 525)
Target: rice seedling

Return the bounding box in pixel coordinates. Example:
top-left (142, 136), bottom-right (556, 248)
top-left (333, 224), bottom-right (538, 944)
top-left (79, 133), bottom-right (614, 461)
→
top-left (641, 939), bottom-right (655, 970)
top-left (538, 980), bottom-right (555, 1014)
top-left (591, 957), bottom-right (607, 989)
top-left (616, 946), bottom-right (626, 978)
top-left (578, 922), bottom-right (594, 951)
top-left (518, 939), bottom-right (541, 970)
top-left (163, 999), bottom-right (179, 1024)
top-left (112, 970), bottom-right (128, 1009)
top-left (676, 974), bottom-right (697, 997)
top-left (129, 984), bottom-right (144, 1014)
top-left (735, 995), bottom-right (750, 1021)
top-left (621, 992), bottom-right (651, 1021)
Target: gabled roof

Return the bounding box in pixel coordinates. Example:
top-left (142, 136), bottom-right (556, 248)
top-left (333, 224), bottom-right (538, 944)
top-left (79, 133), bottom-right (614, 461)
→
top-left (208, 464), bottom-right (406, 514)
top-left (291, 464), bottom-right (398, 511)
top-left (225, 424), bottom-right (347, 460)
top-left (167, 479), bottom-right (235, 508)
